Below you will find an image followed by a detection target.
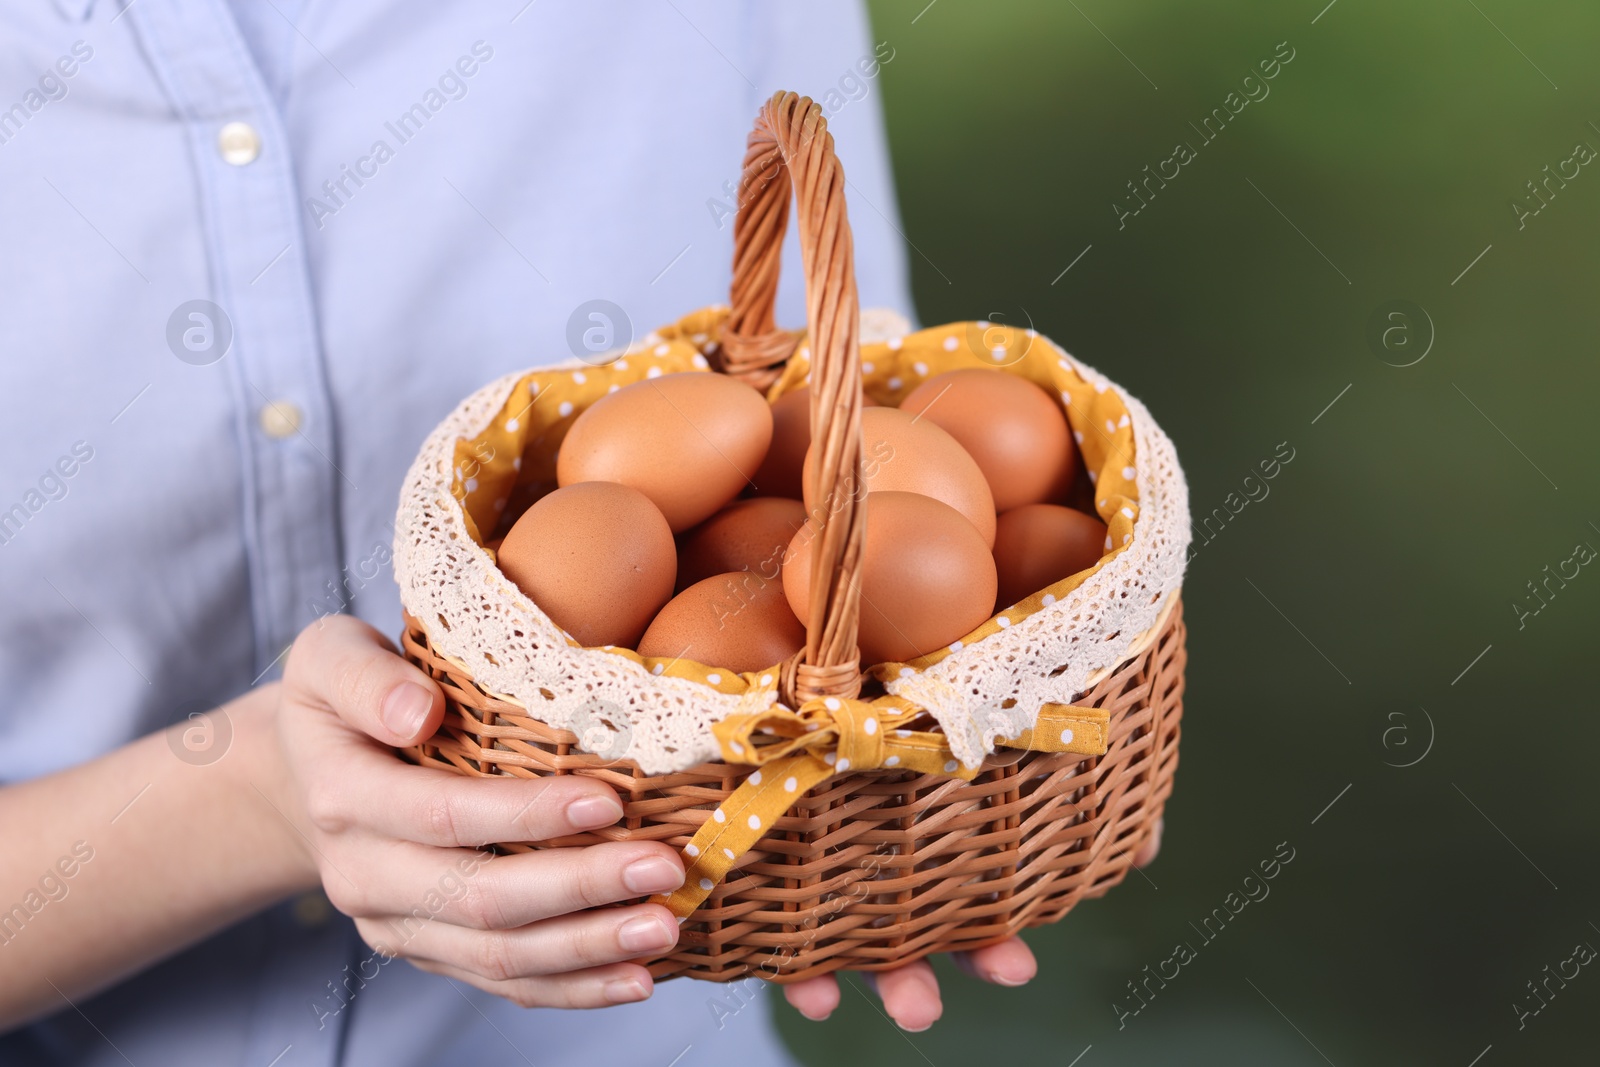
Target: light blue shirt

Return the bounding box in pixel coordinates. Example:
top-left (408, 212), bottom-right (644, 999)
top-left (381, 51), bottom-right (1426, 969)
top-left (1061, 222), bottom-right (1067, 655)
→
top-left (0, 1), bottom-right (913, 1063)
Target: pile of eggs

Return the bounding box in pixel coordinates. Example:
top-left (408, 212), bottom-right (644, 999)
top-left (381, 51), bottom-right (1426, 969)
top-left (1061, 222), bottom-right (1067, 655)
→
top-left (493, 366), bottom-right (1109, 674)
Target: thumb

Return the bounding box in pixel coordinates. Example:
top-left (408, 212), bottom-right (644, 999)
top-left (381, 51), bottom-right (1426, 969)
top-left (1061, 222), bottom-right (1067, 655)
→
top-left (284, 614), bottom-right (445, 747)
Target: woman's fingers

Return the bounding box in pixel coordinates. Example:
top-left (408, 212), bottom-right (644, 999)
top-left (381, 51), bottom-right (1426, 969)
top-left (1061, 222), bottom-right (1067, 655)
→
top-left (281, 621), bottom-right (633, 851)
top-left (874, 958), bottom-right (942, 1032)
top-left (788, 938), bottom-right (1037, 1029)
top-left (783, 974), bottom-right (841, 1021)
top-left (355, 901), bottom-right (678, 981)
top-left (784, 961), bottom-right (945, 1030)
top-left (284, 614), bottom-right (446, 746)
top-left (1133, 817), bottom-right (1165, 868)
top-left (275, 615), bottom-right (689, 1017)
top-left (321, 839), bottom-right (684, 930)
top-left (299, 745), bottom-right (633, 849)
top-left (406, 956), bottom-right (656, 1010)
top-left (953, 937), bottom-right (1037, 986)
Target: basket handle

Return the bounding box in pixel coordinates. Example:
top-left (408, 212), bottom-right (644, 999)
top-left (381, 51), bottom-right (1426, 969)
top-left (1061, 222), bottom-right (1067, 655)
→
top-left (722, 91), bottom-right (866, 705)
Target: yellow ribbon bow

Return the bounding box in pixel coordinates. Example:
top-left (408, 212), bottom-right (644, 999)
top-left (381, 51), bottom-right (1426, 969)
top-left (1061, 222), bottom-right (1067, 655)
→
top-left (653, 695), bottom-right (1113, 917)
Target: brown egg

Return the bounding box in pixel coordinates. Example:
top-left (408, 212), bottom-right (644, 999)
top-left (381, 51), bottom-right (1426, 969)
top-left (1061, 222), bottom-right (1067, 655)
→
top-left (783, 491), bottom-right (997, 664)
top-left (637, 571), bottom-right (805, 673)
top-left (677, 497), bottom-right (808, 591)
top-left (557, 372), bottom-right (772, 531)
top-left (497, 481), bottom-right (676, 648)
top-left (750, 387), bottom-right (811, 501)
top-left (750, 386), bottom-right (878, 501)
top-left (900, 368), bottom-right (1078, 512)
top-left (992, 503), bottom-right (1107, 610)
top-left (802, 407), bottom-right (996, 547)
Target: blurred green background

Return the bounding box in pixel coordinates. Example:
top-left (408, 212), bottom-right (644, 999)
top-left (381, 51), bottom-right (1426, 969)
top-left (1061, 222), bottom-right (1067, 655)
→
top-left (777, 1), bottom-right (1600, 1063)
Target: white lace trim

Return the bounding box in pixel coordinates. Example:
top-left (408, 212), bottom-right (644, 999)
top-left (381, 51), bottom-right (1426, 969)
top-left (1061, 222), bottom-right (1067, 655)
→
top-left (393, 346), bottom-right (1188, 774)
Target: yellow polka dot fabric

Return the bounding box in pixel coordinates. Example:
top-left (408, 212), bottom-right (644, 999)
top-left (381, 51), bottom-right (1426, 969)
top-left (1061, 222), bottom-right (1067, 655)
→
top-left (445, 307), bottom-right (1141, 914)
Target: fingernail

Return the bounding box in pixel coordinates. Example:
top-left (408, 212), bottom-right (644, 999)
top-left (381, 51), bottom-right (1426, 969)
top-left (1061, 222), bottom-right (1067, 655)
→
top-left (901, 1021), bottom-right (934, 1033)
top-left (381, 682), bottom-right (434, 739)
top-left (623, 856), bottom-right (685, 894)
top-left (982, 969), bottom-right (1032, 987)
top-left (604, 977), bottom-right (650, 1004)
top-left (566, 794), bottom-right (624, 830)
top-left (618, 913), bottom-right (676, 953)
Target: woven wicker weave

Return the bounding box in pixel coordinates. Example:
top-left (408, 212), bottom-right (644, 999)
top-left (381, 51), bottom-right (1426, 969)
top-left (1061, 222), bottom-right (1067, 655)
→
top-left (400, 592), bottom-right (1182, 983)
top-left (399, 90), bottom-right (1186, 983)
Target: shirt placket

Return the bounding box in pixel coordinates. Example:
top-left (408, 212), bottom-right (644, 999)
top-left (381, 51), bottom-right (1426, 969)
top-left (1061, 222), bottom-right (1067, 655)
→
top-left (122, 3), bottom-right (351, 1066)
top-left (126, 0), bottom-right (345, 675)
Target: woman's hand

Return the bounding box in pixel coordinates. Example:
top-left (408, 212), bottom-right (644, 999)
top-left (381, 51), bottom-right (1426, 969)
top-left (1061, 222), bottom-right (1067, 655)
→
top-left (782, 818), bottom-right (1166, 1030)
top-left (275, 615), bottom-right (686, 1009)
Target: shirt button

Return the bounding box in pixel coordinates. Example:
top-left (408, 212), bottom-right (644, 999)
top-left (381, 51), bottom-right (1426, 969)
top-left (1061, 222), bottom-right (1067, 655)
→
top-left (218, 121), bottom-right (261, 166)
top-left (259, 400), bottom-right (303, 439)
top-left (293, 891), bottom-right (333, 929)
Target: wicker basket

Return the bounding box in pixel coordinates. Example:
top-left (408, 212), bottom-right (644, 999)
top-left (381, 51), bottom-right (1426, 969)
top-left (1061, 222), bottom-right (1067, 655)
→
top-left (398, 91), bottom-right (1186, 984)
